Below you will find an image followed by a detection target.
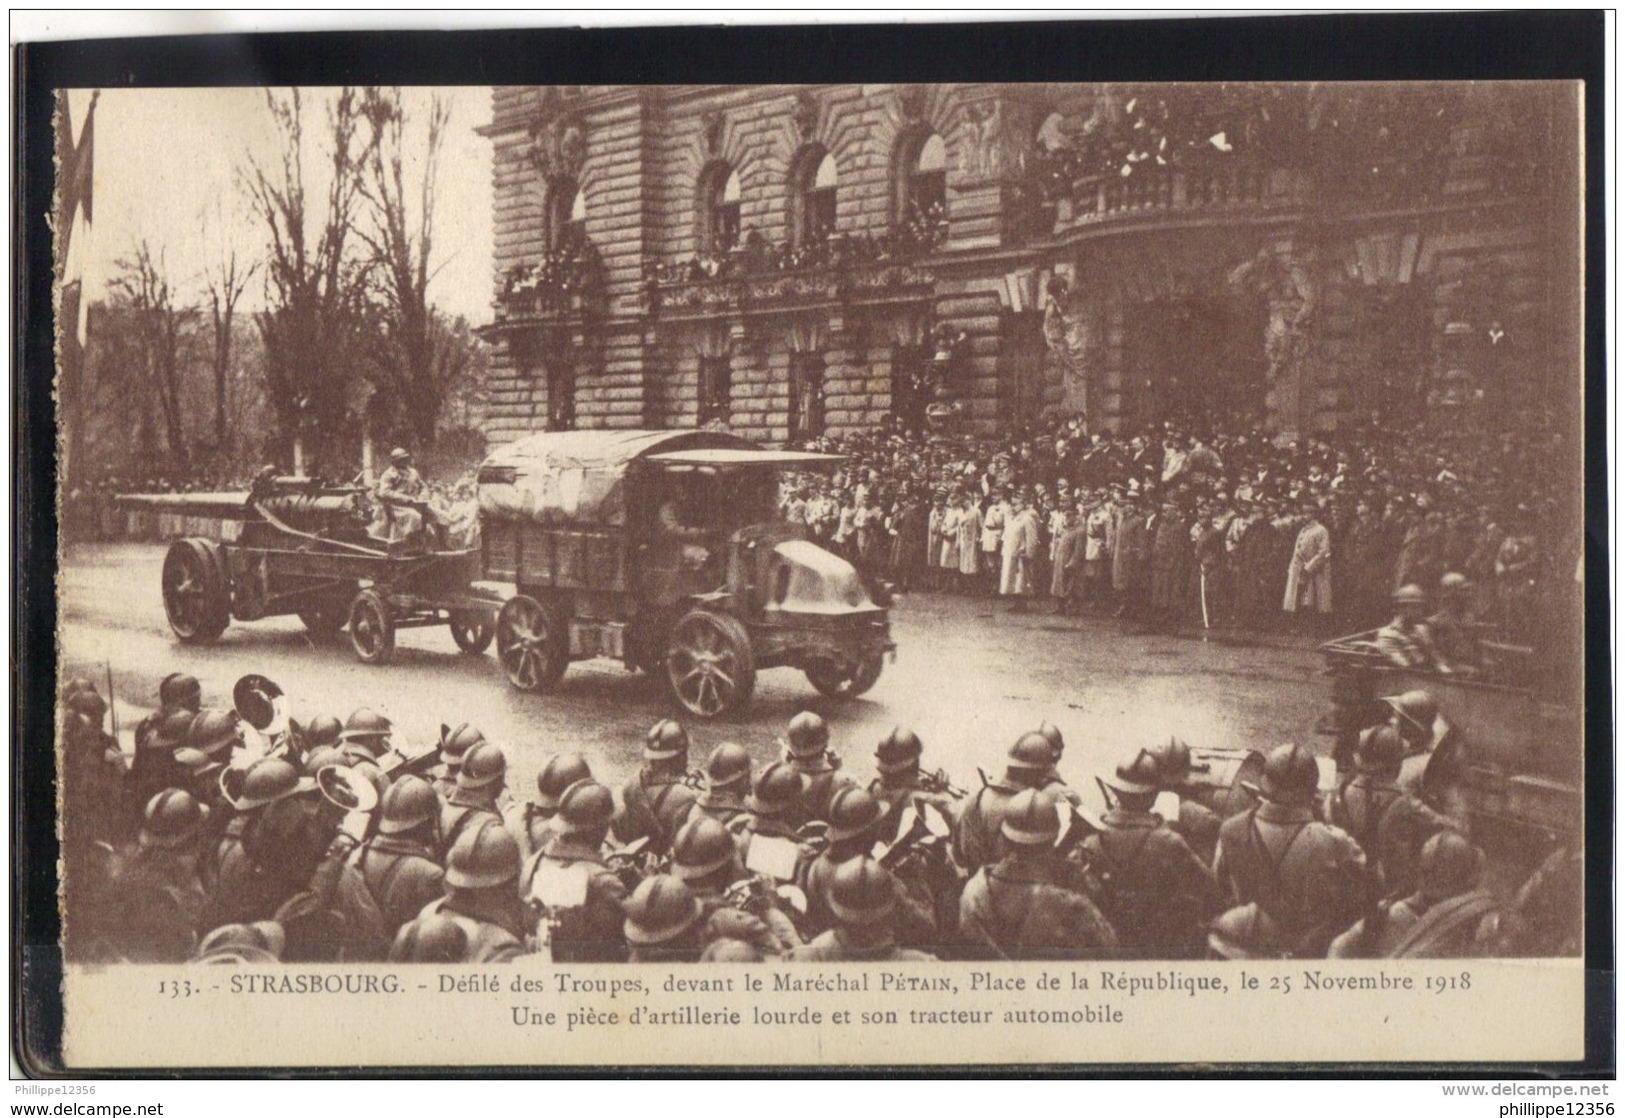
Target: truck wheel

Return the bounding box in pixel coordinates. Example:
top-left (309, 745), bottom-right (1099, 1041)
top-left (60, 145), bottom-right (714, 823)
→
top-left (497, 594), bottom-right (568, 692)
top-left (347, 588), bottom-right (396, 665)
top-left (162, 538), bottom-right (230, 643)
top-left (449, 609), bottom-right (495, 655)
top-left (805, 650), bottom-right (885, 699)
top-left (665, 610), bottom-right (756, 719)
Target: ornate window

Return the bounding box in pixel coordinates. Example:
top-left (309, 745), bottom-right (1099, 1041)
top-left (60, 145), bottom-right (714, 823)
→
top-left (698, 164), bottom-right (742, 255)
top-left (698, 354), bottom-right (732, 426)
top-left (547, 358), bottom-right (577, 431)
top-left (547, 178), bottom-right (588, 253)
top-left (793, 149), bottom-right (838, 249)
top-left (788, 352), bottom-right (826, 442)
top-left (897, 131), bottom-right (948, 246)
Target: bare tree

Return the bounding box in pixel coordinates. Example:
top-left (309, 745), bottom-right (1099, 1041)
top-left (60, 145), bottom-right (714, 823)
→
top-left (356, 86), bottom-right (465, 450)
top-left (108, 241), bottom-right (196, 474)
top-left (204, 249), bottom-right (257, 454)
top-left (242, 87), bottom-right (373, 473)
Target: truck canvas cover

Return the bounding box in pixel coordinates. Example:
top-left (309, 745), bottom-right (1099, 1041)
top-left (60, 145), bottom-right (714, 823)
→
top-left (476, 429), bottom-right (758, 527)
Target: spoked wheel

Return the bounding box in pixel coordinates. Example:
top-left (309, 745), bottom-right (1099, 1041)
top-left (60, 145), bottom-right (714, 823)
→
top-left (450, 609), bottom-right (496, 655)
top-left (161, 538), bottom-right (230, 643)
top-left (496, 594), bottom-right (568, 692)
top-left (805, 650), bottom-right (885, 699)
top-left (347, 588), bottom-right (396, 665)
top-left (297, 591), bottom-right (352, 641)
top-left (665, 609), bottom-right (755, 719)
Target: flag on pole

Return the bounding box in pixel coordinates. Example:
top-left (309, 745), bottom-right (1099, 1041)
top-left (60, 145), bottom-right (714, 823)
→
top-left (57, 91), bottom-right (98, 345)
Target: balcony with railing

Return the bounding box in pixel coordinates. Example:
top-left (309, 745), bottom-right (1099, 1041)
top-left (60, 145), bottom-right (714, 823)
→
top-left (494, 237), bottom-right (608, 324)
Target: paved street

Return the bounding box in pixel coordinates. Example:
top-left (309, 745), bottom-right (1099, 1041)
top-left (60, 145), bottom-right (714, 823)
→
top-left (58, 542), bottom-right (1331, 800)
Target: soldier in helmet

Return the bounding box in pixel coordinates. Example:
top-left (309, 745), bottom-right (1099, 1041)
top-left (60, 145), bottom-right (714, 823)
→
top-left (621, 875), bottom-right (715, 963)
top-left (61, 685), bottom-right (132, 847)
top-left (521, 752), bottom-right (594, 857)
top-left (780, 711), bottom-right (857, 828)
top-left (127, 707), bottom-right (196, 811)
top-left (685, 742), bottom-right (753, 833)
top-left (1329, 725), bottom-right (1461, 902)
top-left (522, 781), bottom-right (628, 963)
top-left (1428, 571), bottom-right (1482, 673)
top-left (798, 787), bottom-right (934, 946)
top-left (404, 819), bottom-right (531, 961)
top-left (1213, 743), bottom-right (1368, 958)
top-left (337, 708), bottom-right (397, 767)
top-left (952, 731), bottom-right (1059, 872)
top-left (1147, 737), bottom-right (1223, 865)
top-left (331, 775), bottom-right (446, 959)
top-left (789, 857), bottom-right (937, 962)
top-left (303, 714), bottom-right (344, 756)
top-left (959, 788), bottom-right (1118, 960)
top-left (1082, 749), bottom-right (1221, 958)
top-left (613, 719), bottom-right (700, 855)
top-left (132, 672), bottom-right (202, 752)
top-left (431, 722), bottom-right (487, 801)
top-left (375, 447), bottom-right (434, 544)
top-left (868, 726), bottom-right (959, 830)
top-left (1033, 721), bottom-right (1083, 805)
top-left (1381, 688), bottom-right (1469, 823)
top-left (438, 741), bottom-right (520, 862)
top-left (739, 762), bottom-right (805, 850)
top-left (1375, 584), bottom-right (1443, 670)
top-left (95, 789), bottom-right (213, 963)
top-left (1329, 831), bottom-right (1519, 959)
top-left (671, 814), bottom-right (799, 956)
top-left (203, 756), bottom-right (321, 930)
top-left (389, 913), bottom-right (470, 963)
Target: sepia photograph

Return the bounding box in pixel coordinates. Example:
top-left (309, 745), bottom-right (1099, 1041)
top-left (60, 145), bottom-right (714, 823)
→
top-left (27, 16), bottom-right (1602, 1074)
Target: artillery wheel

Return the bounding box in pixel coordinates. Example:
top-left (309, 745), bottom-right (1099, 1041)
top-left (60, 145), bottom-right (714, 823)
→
top-left (665, 609), bottom-right (755, 719)
top-left (161, 538), bottom-right (230, 643)
top-left (805, 650), bottom-right (885, 699)
top-left (347, 589), bottom-right (396, 665)
top-left (297, 589), bottom-right (353, 641)
top-left (450, 609), bottom-right (495, 655)
top-left (496, 594), bottom-right (568, 692)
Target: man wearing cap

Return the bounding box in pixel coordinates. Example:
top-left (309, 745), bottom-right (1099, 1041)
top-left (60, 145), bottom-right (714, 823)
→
top-left (375, 447), bottom-right (433, 544)
top-left (613, 719), bottom-right (700, 855)
top-left (1329, 726), bottom-right (1461, 902)
top-left (1083, 749), bottom-right (1222, 958)
top-left (1213, 743), bottom-right (1368, 958)
top-left (521, 781), bottom-right (629, 963)
top-left (959, 788), bottom-right (1118, 960)
top-left (789, 857), bottom-right (936, 962)
top-left (1375, 584), bottom-right (1444, 670)
top-left (332, 775), bottom-right (446, 959)
top-left (952, 731), bottom-right (1059, 873)
top-left (405, 819), bottom-right (531, 962)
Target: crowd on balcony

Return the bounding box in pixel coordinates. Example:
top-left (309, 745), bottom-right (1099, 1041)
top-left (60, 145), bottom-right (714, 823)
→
top-left (783, 408), bottom-right (1579, 668)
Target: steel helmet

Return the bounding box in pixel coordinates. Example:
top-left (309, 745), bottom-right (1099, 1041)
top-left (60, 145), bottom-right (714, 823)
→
top-left (378, 775), bottom-right (440, 836)
top-left (644, 718), bottom-right (691, 761)
top-left (444, 819), bottom-right (521, 890)
top-left (785, 711), bottom-right (830, 758)
top-left (622, 875), bottom-right (705, 946)
top-left (1006, 731), bottom-right (1056, 775)
top-left (874, 727), bottom-right (924, 775)
top-left (555, 781), bottom-right (615, 838)
top-left (1418, 831), bottom-right (1483, 901)
top-left (227, 756), bottom-right (307, 812)
top-left (456, 742), bottom-right (508, 791)
top-left (158, 672), bottom-right (202, 711)
top-left (699, 938), bottom-right (765, 962)
top-left (439, 723), bottom-right (486, 767)
top-left (1000, 787), bottom-right (1062, 846)
top-left (186, 709), bottom-right (242, 757)
top-left (826, 786), bottom-right (887, 843)
top-left (1036, 721), bottom-right (1066, 760)
top-left (1257, 743), bottom-right (1319, 805)
top-left (1105, 748), bottom-right (1162, 795)
top-left (703, 742), bottom-right (753, 791)
top-left (340, 708), bottom-right (393, 748)
top-left (152, 709), bottom-right (197, 750)
top-left (390, 447), bottom-right (411, 464)
top-left (390, 915), bottom-right (468, 963)
top-left (195, 921), bottom-right (286, 964)
top-left (1392, 583), bottom-right (1427, 606)
top-left (139, 788), bottom-right (209, 848)
top-left (301, 746), bottom-right (345, 777)
top-left (1355, 725), bottom-right (1406, 774)
top-left (826, 855), bottom-right (900, 926)
top-left (66, 689), bottom-right (108, 724)
top-left (1440, 571), bottom-right (1471, 595)
top-left (1150, 737), bottom-right (1193, 785)
top-left (304, 715), bottom-right (343, 749)
top-left (745, 761), bottom-right (805, 816)
top-left (1206, 903), bottom-right (1282, 960)
top-left (1382, 689), bottom-right (1440, 742)
top-left (535, 752), bottom-right (594, 811)
top-left (672, 814), bottom-right (739, 880)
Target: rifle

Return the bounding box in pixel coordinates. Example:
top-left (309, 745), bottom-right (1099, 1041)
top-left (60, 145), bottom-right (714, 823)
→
top-left (104, 660), bottom-right (119, 741)
top-left (918, 768), bottom-right (968, 801)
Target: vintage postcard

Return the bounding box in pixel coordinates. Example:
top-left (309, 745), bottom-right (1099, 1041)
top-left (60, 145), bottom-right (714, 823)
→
top-left (33, 34), bottom-right (1594, 1072)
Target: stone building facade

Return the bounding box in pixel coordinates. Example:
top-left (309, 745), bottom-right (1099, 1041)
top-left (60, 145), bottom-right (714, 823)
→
top-left (479, 83), bottom-right (1579, 447)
